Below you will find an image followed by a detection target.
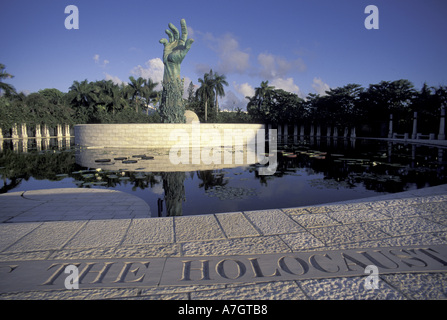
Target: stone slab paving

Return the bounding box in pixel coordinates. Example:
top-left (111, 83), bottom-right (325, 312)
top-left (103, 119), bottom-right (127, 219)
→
top-left (0, 185), bottom-right (447, 301)
top-left (0, 188), bottom-right (151, 223)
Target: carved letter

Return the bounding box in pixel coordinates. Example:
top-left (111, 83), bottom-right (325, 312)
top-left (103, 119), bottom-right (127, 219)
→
top-left (388, 249), bottom-right (428, 268)
top-left (359, 250), bottom-right (399, 269)
top-left (248, 258), bottom-right (281, 278)
top-left (78, 262), bottom-right (115, 284)
top-left (278, 256), bottom-right (309, 275)
top-left (216, 259), bottom-right (246, 279)
top-left (341, 253), bottom-right (368, 272)
top-left (42, 263), bottom-right (76, 285)
top-left (180, 260), bottom-right (210, 281)
top-left (309, 254), bottom-right (340, 273)
top-left (113, 262), bottom-right (150, 283)
top-left (416, 248), bottom-right (447, 267)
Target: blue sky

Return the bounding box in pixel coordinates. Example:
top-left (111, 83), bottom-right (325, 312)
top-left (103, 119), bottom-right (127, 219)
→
top-left (1, 0), bottom-right (446, 109)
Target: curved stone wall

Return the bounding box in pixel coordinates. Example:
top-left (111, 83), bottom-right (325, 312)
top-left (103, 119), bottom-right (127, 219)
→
top-left (74, 123), bottom-right (265, 149)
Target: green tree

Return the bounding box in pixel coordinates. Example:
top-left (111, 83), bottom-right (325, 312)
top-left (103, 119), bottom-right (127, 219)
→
top-left (141, 78), bottom-right (159, 115)
top-left (323, 84), bottom-right (364, 127)
top-left (211, 71), bottom-right (228, 112)
top-left (246, 81), bottom-right (275, 123)
top-left (38, 88), bottom-right (65, 106)
top-left (186, 81), bottom-right (196, 104)
top-left (0, 63), bottom-right (16, 96)
top-left (196, 71), bottom-right (215, 122)
top-left (128, 76), bottom-right (146, 113)
top-left (247, 81), bottom-right (304, 124)
top-left (360, 79), bottom-right (416, 132)
top-left (67, 79), bottom-right (99, 122)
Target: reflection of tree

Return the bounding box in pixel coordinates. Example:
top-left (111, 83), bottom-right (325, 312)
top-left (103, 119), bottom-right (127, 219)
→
top-left (0, 177), bottom-right (23, 193)
top-left (0, 149), bottom-right (76, 193)
top-left (196, 170), bottom-right (228, 190)
top-left (130, 173), bottom-right (160, 191)
top-left (161, 172), bottom-right (186, 216)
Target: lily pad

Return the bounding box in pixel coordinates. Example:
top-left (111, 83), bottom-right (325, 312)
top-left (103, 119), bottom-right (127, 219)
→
top-left (122, 160), bottom-right (138, 164)
top-left (55, 173), bottom-right (68, 177)
top-left (92, 181), bottom-right (107, 185)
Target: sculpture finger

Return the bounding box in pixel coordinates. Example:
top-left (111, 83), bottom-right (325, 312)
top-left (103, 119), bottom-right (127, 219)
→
top-left (159, 38), bottom-right (168, 46)
top-left (185, 38), bottom-right (194, 50)
top-left (168, 22), bottom-right (180, 41)
top-left (165, 29), bottom-right (174, 42)
top-left (180, 19), bottom-right (188, 42)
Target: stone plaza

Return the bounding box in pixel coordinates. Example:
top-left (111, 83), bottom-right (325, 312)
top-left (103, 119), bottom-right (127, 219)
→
top-left (1, 184), bottom-right (447, 300)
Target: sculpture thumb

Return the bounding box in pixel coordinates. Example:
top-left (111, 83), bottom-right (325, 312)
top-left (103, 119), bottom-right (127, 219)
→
top-left (185, 39), bottom-right (194, 50)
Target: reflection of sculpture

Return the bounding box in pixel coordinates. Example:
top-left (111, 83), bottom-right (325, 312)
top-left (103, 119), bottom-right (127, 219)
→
top-left (159, 19), bottom-right (194, 123)
top-left (161, 172), bottom-right (186, 216)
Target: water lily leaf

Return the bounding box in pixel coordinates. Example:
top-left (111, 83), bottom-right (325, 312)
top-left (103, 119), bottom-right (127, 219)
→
top-left (122, 160), bottom-right (138, 164)
top-left (56, 174), bottom-right (68, 177)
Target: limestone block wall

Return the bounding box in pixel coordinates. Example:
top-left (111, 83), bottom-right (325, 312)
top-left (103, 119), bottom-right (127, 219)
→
top-left (74, 123), bottom-right (265, 149)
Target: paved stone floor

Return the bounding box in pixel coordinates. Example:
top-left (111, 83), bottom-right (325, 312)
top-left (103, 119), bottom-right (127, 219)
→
top-left (1, 185), bottom-right (447, 300)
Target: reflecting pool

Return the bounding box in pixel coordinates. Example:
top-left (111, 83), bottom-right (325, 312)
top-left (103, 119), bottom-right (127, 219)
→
top-left (1, 137), bottom-right (446, 217)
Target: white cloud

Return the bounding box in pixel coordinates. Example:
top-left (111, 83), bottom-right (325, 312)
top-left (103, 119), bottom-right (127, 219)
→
top-left (199, 32), bottom-right (250, 75)
top-left (130, 58), bottom-right (193, 96)
top-left (131, 58), bottom-right (164, 90)
top-left (104, 73), bottom-right (126, 86)
top-left (312, 77), bottom-right (330, 96)
top-left (93, 54), bottom-right (109, 68)
top-left (271, 77), bottom-right (304, 98)
top-left (233, 82), bottom-right (255, 99)
top-left (257, 53), bottom-right (306, 80)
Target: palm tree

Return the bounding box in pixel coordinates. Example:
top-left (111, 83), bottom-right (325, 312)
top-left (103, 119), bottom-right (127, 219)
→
top-left (0, 64), bottom-right (16, 96)
top-left (97, 80), bottom-right (128, 115)
top-left (68, 79), bottom-right (98, 108)
top-left (212, 71), bottom-right (228, 112)
top-left (141, 78), bottom-right (159, 114)
top-left (196, 71), bottom-right (214, 122)
top-left (254, 80), bottom-right (274, 108)
top-left (68, 79), bottom-right (99, 122)
top-left (128, 76), bottom-right (146, 113)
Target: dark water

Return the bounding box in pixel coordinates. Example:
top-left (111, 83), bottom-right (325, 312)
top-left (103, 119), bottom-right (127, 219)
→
top-left (1, 137), bottom-right (446, 217)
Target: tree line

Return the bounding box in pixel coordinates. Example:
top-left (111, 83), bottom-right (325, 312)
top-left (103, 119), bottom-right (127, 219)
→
top-left (247, 80), bottom-right (447, 136)
top-left (0, 63), bottom-right (161, 128)
top-left (1, 63), bottom-right (446, 137)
